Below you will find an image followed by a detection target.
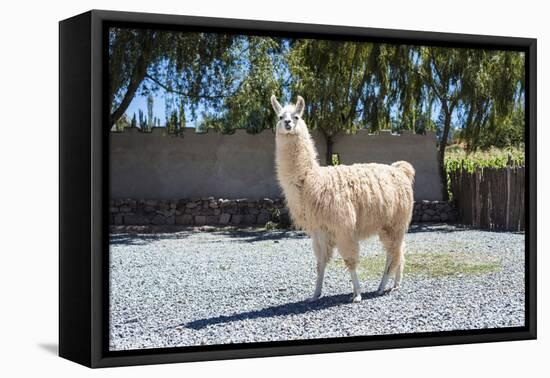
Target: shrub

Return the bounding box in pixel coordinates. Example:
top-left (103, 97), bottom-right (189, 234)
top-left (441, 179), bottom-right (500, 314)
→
top-left (444, 145), bottom-right (525, 200)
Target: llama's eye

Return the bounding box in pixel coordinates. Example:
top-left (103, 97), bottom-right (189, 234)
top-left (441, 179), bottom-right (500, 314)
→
top-left (279, 116), bottom-right (283, 120)
top-left (294, 116), bottom-right (299, 120)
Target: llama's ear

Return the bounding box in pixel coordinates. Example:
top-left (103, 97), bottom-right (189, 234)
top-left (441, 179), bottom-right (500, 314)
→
top-left (270, 95), bottom-right (282, 114)
top-left (295, 96), bottom-right (305, 116)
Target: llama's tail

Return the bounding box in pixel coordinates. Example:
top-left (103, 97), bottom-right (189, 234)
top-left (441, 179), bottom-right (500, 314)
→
top-left (392, 161), bottom-right (415, 183)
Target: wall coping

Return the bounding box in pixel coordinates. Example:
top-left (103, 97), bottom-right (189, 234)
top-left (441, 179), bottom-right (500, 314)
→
top-left (111, 127), bottom-right (437, 138)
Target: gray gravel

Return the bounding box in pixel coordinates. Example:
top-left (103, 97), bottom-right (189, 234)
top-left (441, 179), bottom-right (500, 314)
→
top-left (109, 224), bottom-right (525, 351)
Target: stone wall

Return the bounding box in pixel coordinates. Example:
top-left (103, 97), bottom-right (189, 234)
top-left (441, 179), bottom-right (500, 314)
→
top-left (110, 198), bottom-right (456, 227)
top-left (411, 200), bottom-right (457, 223)
top-left (110, 128), bottom-right (443, 201)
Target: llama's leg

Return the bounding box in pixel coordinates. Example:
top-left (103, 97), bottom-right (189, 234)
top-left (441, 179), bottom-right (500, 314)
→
top-left (348, 265), bottom-right (362, 303)
top-left (392, 253), bottom-right (406, 291)
top-left (308, 231), bottom-right (331, 301)
top-left (337, 239), bottom-right (362, 303)
top-left (377, 230), bottom-right (405, 296)
top-left (310, 258), bottom-right (326, 302)
top-left (377, 256), bottom-right (392, 296)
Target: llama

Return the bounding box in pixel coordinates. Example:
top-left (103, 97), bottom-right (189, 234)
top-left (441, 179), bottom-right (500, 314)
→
top-left (271, 95), bottom-right (415, 302)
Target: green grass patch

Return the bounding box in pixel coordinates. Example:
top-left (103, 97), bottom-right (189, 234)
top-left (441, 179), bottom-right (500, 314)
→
top-left (331, 252), bottom-right (501, 280)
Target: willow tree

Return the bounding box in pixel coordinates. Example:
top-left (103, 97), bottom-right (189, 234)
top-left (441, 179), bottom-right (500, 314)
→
top-left (202, 36), bottom-right (285, 133)
top-left (457, 50), bottom-right (525, 151)
top-left (360, 44), bottom-right (393, 132)
top-left (419, 47), bottom-right (525, 199)
top-left (287, 41), bottom-right (432, 165)
top-left (388, 46), bottom-right (436, 133)
top-left (419, 47), bottom-right (466, 199)
top-left (288, 40), bottom-right (384, 165)
top-left (108, 28), bottom-right (236, 127)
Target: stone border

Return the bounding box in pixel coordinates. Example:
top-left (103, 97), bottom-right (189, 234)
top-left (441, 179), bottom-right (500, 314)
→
top-left (412, 200), bottom-right (457, 223)
top-left (109, 198), bottom-right (456, 227)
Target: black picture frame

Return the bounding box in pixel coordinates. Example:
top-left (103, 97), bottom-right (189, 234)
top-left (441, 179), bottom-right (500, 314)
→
top-left (59, 9), bottom-right (537, 368)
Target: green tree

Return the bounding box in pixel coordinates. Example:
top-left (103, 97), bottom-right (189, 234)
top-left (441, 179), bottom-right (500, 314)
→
top-left (288, 40), bottom-right (377, 164)
top-left (130, 113), bottom-right (137, 128)
top-left (218, 36), bottom-right (283, 133)
top-left (167, 109), bottom-right (179, 134)
top-left (146, 94), bottom-right (154, 130)
top-left (192, 36), bottom-right (284, 134)
top-left (109, 28), bottom-right (236, 127)
top-left (179, 101), bottom-right (186, 130)
top-left (419, 47), bottom-right (466, 199)
top-left (419, 47), bottom-right (524, 198)
top-left (113, 113), bottom-right (130, 132)
top-left (286, 42), bottom-right (428, 164)
top-left (457, 50), bottom-right (525, 151)
top-left (138, 109), bottom-right (146, 129)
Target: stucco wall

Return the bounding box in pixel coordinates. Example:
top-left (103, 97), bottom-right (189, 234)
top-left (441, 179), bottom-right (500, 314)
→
top-left (110, 128), bottom-right (442, 200)
top-left (333, 130), bottom-right (442, 200)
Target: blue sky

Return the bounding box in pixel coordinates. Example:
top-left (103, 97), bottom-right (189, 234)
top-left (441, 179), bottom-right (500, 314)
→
top-left (126, 90), bottom-right (165, 125)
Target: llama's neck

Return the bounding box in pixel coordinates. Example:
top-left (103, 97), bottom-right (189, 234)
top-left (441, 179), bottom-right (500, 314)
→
top-left (275, 130), bottom-right (320, 186)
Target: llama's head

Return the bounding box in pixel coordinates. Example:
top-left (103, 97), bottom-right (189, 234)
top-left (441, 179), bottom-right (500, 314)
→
top-left (270, 95), bottom-right (307, 136)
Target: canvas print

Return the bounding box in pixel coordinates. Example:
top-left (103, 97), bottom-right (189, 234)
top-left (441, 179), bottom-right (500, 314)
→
top-left (108, 27), bottom-right (526, 351)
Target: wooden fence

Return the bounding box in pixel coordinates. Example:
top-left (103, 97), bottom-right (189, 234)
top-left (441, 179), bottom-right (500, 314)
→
top-left (449, 166), bottom-right (525, 231)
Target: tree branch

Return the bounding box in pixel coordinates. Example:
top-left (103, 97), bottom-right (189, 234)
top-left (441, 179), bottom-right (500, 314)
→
top-left (110, 33), bottom-right (155, 126)
top-left (144, 74), bottom-right (234, 99)
top-left (346, 62), bottom-right (370, 124)
top-left (146, 64), bottom-right (254, 102)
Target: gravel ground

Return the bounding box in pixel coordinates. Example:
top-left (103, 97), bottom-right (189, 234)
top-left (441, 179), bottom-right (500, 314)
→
top-left (109, 224), bottom-right (525, 351)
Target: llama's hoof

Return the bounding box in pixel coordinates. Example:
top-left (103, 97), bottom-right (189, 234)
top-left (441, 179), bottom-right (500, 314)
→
top-left (389, 285), bottom-right (400, 293)
top-left (376, 289), bottom-right (386, 296)
top-left (307, 295), bottom-right (321, 302)
top-left (352, 294), bottom-right (362, 303)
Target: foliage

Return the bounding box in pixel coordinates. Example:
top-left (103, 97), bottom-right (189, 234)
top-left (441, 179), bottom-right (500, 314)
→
top-left (113, 114), bottom-right (130, 132)
top-left (264, 221), bottom-right (280, 231)
top-left (455, 50), bottom-right (525, 151)
top-left (287, 41), bottom-right (423, 163)
top-left (109, 28), bottom-right (235, 126)
top-left (287, 40), bottom-right (371, 137)
top-left (444, 145), bottom-right (525, 200)
top-left (166, 109), bottom-right (182, 135)
top-left (445, 145), bottom-right (525, 174)
top-left (130, 113), bottom-right (137, 128)
top-left (146, 94), bottom-right (154, 130)
top-left (204, 36), bottom-right (284, 134)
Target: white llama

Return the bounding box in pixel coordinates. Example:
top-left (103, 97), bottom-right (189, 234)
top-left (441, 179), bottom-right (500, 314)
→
top-left (271, 95), bottom-right (415, 302)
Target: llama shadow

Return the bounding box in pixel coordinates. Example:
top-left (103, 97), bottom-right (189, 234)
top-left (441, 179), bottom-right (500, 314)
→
top-left (183, 291), bottom-right (380, 330)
